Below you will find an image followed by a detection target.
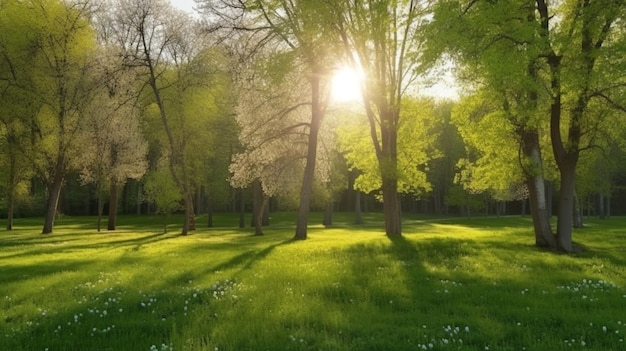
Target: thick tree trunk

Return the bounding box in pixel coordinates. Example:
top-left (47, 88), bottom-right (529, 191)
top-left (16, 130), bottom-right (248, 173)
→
top-left (295, 73), bottom-right (323, 240)
top-left (381, 176), bottom-right (402, 236)
top-left (378, 108), bottom-right (401, 236)
top-left (254, 196), bottom-right (268, 236)
top-left (107, 179), bottom-right (118, 231)
top-left (251, 179), bottom-right (263, 227)
top-left (252, 180), bottom-right (267, 236)
top-left (521, 130), bottom-right (556, 248)
top-left (526, 177), bottom-right (555, 247)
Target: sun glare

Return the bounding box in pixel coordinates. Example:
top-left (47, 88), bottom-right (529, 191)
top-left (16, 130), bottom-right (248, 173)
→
top-left (331, 67), bottom-right (363, 103)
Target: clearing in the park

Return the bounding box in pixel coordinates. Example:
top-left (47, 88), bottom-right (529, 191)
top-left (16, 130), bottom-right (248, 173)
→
top-left (0, 214), bottom-right (625, 350)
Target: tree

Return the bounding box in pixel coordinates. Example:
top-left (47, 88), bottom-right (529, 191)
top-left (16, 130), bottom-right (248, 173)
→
top-left (229, 53), bottom-right (312, 236)
top-left (430, 0), bottom-right (556, 248)
top-left (205, 0), bottom-right (339, 239)
top-left (426, 101), bottom-right (465, 216)
top-left (20, 0), bottom-right (101, 234)
top-left (76, 58), bottom-right (148, 231)
top-left (451, 92), bottom-right (530, 210)
top-left (537, 0), bottom-right (626, 252)
top-left (0, 1), bottom-right (39, 229)
top-left (431, 0), bottom-right (626, 251)
top-left (109, 0), bottom-right (228, 235)
top-left (144, 166), bottom-right (182, 233)
top-left (337, 97), bottom-right (439, 215)
top-left (334, 0), bottom-right (431, 236)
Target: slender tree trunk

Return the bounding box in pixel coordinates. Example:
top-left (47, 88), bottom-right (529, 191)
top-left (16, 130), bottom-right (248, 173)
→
top-left (355, 190), bottom-right (363, 224)
top-left (6, 192), bottom-right (14, 231)
top-left (107, 179), bottom-right (118, 231)
top-left (136, 182), bottom-right (142, 215)
top-left (555, 163), bottom-right (576, 252)
top-left (207, 197), bottom-right (213, 228)
top-left (323, 200), bottom-right (333, 227)
top-left (42, 170), bottom-right (64, 234)
top-left (573, 190), bottom-right (583, 228)
top-left (97, 193), bottom-right (104, 232)
top-left (295, 73), bottom-right (323, 240)
top-left (6, 154), bottom-right (16, 231)
top-left (598, 193), bottom-right (605, 219)
top-left (239, 188), bottom-right (245, 228)
top-left (182, 192), bottom-right (195, 236)
top-left (196, 187), bottom-right (205, 215)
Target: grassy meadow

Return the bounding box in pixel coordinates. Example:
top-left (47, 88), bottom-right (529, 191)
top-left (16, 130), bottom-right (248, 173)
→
top-left (0, 213), bottom-right (625, 351)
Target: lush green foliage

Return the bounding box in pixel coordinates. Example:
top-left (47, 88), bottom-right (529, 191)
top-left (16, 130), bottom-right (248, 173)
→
top-left (1, 215), bottom-right (625, 350)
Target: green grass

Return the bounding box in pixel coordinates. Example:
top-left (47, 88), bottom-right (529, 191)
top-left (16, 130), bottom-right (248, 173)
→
top-left (1, 214), bottom-right (625, 350)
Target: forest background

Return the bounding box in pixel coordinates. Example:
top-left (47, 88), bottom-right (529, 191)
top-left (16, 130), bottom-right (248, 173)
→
top-left (1, 0), bottom-right (625, 253)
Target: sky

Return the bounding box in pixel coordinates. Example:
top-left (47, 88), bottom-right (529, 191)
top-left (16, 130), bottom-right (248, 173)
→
top-left (170, 0), bottom-right (196, 15)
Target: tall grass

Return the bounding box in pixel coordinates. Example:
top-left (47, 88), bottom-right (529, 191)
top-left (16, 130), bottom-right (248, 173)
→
top-left (1, 214), bottom-right (624, 350)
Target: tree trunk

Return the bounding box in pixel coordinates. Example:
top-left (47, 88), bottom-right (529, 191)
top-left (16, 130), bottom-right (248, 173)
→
top-left (355, 190), bottom-right (363, 224)
top-left (136, 182), bottom-right (142, 215)
top-left (182, 192), bottom-right (195, 236)
top-left (6, 154), bottom-right (16, 231)
top-left (251, 179), bottom-right (263, 228)
top-left (521, 130), bottom-right (556, 248)
top-left (375, 107), bottom-right (401, 236)
top-left (97, 193), bottom-right (104, 232)
top-left (207, 196), bottom-right (213, 228)
top-left (252, 180), bottom-right (267, 236)
top-left (295, 73), bottom-right (323, 240)
top-left (598, 193), bottom-right (605, 219)
top-left (323, 200), bottom-right (333, 227)
top-left (196, 187), bottom-right (205, 215)
top-left (555, 163), bottom-right (576, 252)
top-left (573, 190), bottom-right (583, 228)
top-left (238, 188), bottom-right (245, 228)
top-left (263, 199), bottom-right (270, 226)
top-left (254, 196), bottom-right (268, 236)
top-left (107, 179), bottom-right (118, 231)
top-left (6, 192), bottom-right (14, 231)
top-left (381, 176), bottom-right (402, 236)
top-left (42, 171), bottom-right (64, 234)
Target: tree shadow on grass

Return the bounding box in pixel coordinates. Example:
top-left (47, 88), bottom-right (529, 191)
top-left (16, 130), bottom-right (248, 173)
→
top-left (0, 232), bottom-right (175, 261)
